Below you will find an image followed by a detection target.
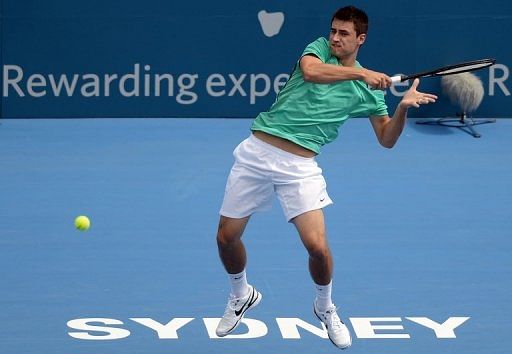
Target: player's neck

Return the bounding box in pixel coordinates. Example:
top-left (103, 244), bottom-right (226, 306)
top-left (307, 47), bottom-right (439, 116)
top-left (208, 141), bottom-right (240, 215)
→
top-left (337, 53), bottom-right (358, 67)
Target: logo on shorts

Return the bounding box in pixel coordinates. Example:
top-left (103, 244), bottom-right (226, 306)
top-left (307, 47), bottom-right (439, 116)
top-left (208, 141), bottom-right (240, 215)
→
top-left (320, 197), bottom-right (326, 202)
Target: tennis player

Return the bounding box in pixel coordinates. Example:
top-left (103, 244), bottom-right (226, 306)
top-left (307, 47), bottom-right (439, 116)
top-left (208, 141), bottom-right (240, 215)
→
top-left (215, 5), bottom-right (437, 349)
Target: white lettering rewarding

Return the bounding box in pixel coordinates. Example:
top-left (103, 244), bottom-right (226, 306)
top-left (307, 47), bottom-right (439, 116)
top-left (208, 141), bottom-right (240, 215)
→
top-left (4, 63), bottom-right (508, 104)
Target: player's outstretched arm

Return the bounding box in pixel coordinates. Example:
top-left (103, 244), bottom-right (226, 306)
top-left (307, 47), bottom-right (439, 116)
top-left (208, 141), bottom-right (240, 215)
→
top-left (370, 79), bottom-right (437, 148)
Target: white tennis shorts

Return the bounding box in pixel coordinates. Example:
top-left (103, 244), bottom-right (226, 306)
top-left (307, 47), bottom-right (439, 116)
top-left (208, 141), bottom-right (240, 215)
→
top-left (220, 134), bottom-right (333, 221)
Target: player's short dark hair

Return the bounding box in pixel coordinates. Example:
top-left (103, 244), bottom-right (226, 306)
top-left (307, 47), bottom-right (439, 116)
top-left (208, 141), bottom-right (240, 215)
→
top-left (331, 6), bottom-right (369, 36)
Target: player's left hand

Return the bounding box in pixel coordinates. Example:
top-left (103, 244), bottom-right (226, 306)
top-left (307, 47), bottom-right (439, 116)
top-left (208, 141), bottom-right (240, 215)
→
top-left (400, 79), bottom-right (438, 108)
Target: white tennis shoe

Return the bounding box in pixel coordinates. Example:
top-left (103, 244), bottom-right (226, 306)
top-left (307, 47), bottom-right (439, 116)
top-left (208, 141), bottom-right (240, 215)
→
top-left (215, 285), bottom-right (262, 337)
top-left (314, 301), bottom-right (352, 349)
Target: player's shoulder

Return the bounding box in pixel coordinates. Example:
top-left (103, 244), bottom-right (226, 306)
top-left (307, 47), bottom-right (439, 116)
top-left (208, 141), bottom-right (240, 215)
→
top-left (308, 36), bottom-right (329, 47)
top-left (303, 37), bottom-right (330, 59)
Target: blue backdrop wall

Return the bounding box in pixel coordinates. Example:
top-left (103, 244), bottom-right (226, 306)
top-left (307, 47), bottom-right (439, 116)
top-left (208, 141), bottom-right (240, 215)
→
top-left (1, 0), bottom-right (511, 118)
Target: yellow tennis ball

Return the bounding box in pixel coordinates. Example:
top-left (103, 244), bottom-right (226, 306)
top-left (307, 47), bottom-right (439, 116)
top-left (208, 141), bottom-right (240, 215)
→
top-left (75, 216), bottom-right (91, 231)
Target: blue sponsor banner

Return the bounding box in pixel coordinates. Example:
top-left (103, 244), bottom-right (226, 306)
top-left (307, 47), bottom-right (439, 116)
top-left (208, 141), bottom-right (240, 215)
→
top-left (1, 0), bottom-right (511, 118)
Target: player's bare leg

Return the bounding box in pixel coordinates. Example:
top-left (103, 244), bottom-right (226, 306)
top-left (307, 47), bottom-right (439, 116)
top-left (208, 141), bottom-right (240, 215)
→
top-left (215, 215), bottom-right (262, 337)
top-left (292, 209), bottom-right (352, 349)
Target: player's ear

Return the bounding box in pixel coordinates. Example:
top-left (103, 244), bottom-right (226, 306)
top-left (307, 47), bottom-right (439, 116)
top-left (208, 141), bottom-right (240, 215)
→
top-left (358, 33), bottom-right (366, 45)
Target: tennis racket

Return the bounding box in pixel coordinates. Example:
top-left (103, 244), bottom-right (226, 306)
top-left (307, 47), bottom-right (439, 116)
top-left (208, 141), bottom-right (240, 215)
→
top-left (390, 58), bottom-right (495, 84)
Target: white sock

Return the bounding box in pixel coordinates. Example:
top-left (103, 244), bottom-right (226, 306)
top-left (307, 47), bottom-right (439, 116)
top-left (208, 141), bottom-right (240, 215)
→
top-left (315, 280), bottom-right (334, 311)
top-left (228, 270), bottom-right (249, 298)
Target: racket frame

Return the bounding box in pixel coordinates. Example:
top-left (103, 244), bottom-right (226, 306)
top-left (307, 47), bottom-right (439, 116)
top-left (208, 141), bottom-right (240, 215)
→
top-left (390, 58), bottom-right (495, 83)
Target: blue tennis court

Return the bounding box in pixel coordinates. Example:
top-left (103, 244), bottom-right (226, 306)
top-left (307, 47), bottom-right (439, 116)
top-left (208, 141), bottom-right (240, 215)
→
top-left (0, 117), bottom-right (510, 354)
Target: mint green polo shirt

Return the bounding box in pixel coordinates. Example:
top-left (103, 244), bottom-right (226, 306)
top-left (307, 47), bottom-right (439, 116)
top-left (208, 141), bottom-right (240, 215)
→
top-left (251, 37), bottom-right (388, 154)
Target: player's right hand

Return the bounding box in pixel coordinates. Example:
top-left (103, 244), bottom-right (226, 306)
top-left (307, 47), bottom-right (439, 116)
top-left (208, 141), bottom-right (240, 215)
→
top-left (363, 69), bottom-right (392, 90)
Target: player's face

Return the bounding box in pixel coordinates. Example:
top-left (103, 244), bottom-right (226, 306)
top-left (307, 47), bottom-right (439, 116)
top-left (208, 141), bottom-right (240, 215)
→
top-left (329, 19), bottom-right (366, 61)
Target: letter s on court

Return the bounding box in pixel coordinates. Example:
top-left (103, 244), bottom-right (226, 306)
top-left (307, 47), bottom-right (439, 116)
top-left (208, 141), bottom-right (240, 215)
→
top-left (67, 318), bottom-right (131, 340)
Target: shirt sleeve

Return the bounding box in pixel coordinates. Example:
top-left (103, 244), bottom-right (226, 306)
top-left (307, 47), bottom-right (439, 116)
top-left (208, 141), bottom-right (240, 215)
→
top-left (301, 37), bottom-right (331, 63)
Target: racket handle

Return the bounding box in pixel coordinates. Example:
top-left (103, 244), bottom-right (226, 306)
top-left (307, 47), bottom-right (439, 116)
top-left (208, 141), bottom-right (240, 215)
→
top-left (390, 75), bottom-right (404, 84)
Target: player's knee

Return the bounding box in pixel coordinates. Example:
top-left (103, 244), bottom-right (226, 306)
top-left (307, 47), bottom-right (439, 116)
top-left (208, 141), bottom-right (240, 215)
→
top-left (216, 222), bottom-right (242, 249)
top-left (307, 241), bottom-right (330, 262)
top-left (217, 215), bottom-right (250, 251)
top-left (216, 231), bottom-right (233, 249)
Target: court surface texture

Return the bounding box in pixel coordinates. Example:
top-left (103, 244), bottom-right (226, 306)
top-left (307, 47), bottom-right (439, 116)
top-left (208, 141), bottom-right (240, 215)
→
top-left (0, 117), bottom-right (510, 354)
